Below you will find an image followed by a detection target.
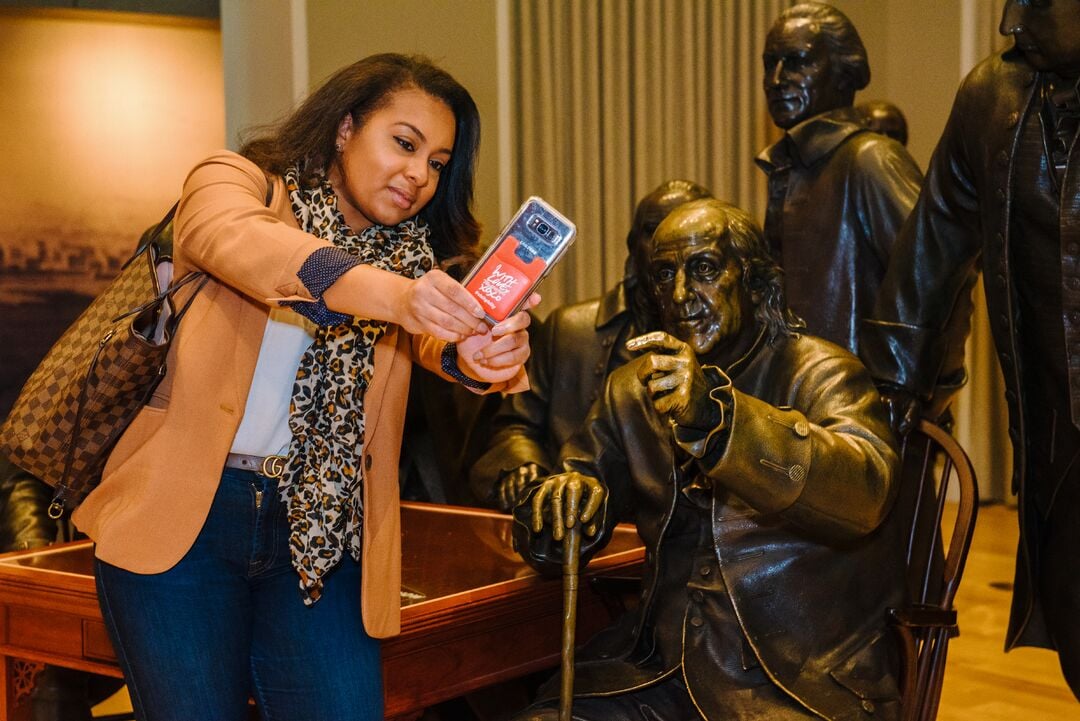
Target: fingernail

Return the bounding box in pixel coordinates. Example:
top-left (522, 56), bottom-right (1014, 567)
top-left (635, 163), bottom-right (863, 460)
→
top-left (472, 352), bottom-right (484, 363)
top-left (473, 306), bottom-right (485, 317)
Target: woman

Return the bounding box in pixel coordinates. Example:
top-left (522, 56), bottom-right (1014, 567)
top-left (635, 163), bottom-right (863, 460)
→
top-left (76, 54), bottom-right (534, 721)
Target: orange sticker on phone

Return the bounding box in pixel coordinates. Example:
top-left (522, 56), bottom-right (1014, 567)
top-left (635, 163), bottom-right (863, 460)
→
top-left (464, 236), bottom-right (547, 321)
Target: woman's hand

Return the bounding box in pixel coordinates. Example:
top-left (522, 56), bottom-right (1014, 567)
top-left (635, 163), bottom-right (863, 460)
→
top-left (396, 269), bottom-right (491, 342)
top-left (456, 294), bottom-right (541, 384)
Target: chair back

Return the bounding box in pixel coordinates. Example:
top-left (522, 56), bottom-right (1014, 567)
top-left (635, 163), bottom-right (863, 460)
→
top-left (891, 419), bottom-right (979, 721)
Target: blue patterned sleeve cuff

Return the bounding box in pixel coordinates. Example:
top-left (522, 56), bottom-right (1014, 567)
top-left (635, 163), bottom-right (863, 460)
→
top-left (284, 246), bottom-right (361, 326)
top-left (441, 343), bottom-right (492, 391)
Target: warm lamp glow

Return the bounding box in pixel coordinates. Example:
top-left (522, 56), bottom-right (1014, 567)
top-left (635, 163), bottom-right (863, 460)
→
top-left (0, 10), bottom-right (224, 254)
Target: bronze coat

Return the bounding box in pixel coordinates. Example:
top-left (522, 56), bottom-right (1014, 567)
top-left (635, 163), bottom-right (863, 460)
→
top-left (515, 332), bottom-right (903, 721)
top-left (860, 49), bottom-right (1080, 652)
top-left (756, 107), bottom-right (923, 359)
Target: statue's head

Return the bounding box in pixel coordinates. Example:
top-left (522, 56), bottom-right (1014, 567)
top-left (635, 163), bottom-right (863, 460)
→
top-left (763, 2), bottom-right (870, 130)
top-left (999, 0), bottom-right (1080, 75)
top-left (856, 100), bottom-right (909, 146)
top-left (625, 179), bottom-right (713, 285)
top-left (648, 199), bottom-right (800, 366)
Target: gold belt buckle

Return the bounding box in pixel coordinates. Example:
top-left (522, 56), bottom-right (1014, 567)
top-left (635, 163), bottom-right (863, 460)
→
top-left (260, 455), bottom-right (286, 479)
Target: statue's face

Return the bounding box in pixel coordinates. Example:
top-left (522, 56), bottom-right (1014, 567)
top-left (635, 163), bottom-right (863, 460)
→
top-left (649, 217), bottom-right (754, 359)
top-left (763, 17), bottom-right (850, 129)
top-left (1000, 0), bottom-right (1080, 75)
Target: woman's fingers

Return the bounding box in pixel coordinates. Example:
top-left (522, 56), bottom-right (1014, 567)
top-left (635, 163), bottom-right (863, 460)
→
top-left (406, 271), bottom-right (489, 338)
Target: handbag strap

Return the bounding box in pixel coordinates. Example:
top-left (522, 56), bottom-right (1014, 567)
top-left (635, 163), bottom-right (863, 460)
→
top-left (124, 201), bottom-right (179, 269)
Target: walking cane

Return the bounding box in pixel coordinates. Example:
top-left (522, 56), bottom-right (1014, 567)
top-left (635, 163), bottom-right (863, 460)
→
top-left (559, 522), bottom-right (582, 721)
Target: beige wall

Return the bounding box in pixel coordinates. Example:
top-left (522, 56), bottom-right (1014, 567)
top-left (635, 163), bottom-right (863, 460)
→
top-left (221, 0), bottom-right (303, 149)
top-left (830, 0), bottom-right (963, 169)
top-left (0, 8), bottom-right (224, 256)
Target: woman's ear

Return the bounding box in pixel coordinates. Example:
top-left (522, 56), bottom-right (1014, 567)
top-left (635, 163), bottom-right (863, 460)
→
top-left (337, 113), bottom-right (354, 146)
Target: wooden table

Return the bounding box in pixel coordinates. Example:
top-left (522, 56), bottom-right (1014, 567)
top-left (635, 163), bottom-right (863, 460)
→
top-left (0, 502), bottom-right (644, 721)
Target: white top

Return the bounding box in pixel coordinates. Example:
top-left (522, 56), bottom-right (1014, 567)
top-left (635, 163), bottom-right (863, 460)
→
top-left (229, 307), bottom-right (316, 456)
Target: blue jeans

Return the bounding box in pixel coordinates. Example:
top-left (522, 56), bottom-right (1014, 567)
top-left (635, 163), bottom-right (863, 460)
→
top-left (95, 468), bottom-right (382, 721)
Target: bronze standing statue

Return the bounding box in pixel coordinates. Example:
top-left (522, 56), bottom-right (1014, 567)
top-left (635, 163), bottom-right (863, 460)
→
top-left (470, 180), bottom-right (711, 511)
top-left (861, 0), bottom-right (1080, 700)
top-left (511, 200), bottom-right (905, 721)
top-left (756, 4), bottom-right (943, 392)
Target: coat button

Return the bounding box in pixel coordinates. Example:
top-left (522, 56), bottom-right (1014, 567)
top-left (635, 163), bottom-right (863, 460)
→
top-left (861, 699), bottom-right (876, 713)
top-left (365, 454), bottom-right (373, 470)
top-left (999, 352), bottom-right (1011, 365)
top-left (1007, 111), bottom-right (1021, 127)
top-left (601, 336), bottom-right (614, 348)
top-left (788, 464), bottom-right (807, 483)
top-left (995, 188), bottom-right (1006, 202)
top-left (996, 150), bottom-right (1009, 167)
top-left (692, 590), bottom-right (704, 603)
top-left (690, 616), bottom-right (704, 628)
top-left (699, 565), bottom-right (712, 577)
top-left (594, 362), bottom-right (605, 376)
top-left (794, 420), bottom-right (810, 437)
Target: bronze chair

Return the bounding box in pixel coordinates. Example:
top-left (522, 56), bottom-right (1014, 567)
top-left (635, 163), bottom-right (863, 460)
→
top-left (890, 419), bottom-right (979, 721)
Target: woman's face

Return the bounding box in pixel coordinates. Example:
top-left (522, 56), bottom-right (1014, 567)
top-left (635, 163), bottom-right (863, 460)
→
top-left (329, 88), bottom-right (456, 230)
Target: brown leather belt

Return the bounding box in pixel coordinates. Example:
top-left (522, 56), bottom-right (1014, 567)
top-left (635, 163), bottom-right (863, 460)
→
top-left (224, 453), bottom-right (287, 479)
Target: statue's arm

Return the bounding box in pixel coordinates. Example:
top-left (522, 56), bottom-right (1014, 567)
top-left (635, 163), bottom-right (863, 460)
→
top-left (682, 354), bottom-right (898, 542)
top-left (469, 310), bottom-right (556, 508)
top-left (512, 376), bottom-right (631, 576)
top-left (860, 78), bottom-right (985, 401)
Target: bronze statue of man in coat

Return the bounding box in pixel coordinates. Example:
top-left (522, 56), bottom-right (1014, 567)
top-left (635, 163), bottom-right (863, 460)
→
top-left (512, 199), bottom-right (905, 721)
top-left (862, 0), bottom-right (1080, 699)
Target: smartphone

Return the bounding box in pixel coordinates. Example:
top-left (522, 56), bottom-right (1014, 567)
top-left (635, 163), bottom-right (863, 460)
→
top-left (462, 197), bottom-right (577, 325)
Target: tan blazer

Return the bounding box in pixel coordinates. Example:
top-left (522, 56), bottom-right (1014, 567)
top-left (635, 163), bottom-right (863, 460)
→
top-left (73, 151), bottom-right (526, 638)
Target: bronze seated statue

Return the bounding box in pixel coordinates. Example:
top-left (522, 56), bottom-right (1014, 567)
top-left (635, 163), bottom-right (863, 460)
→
top-left (511, 199), bottom-right (905, 721)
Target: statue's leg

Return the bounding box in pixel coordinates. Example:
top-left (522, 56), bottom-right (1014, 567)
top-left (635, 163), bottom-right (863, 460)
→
top-left (1039, 461), bottom-right (1080, 701)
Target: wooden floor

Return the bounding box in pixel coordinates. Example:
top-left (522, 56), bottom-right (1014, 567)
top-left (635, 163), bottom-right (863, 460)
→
top-left (938, 503), bottom-right (1078, 721)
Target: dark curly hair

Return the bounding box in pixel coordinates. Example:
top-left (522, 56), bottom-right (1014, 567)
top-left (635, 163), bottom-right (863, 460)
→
top-left (240, 53), bottom-right (481, 262)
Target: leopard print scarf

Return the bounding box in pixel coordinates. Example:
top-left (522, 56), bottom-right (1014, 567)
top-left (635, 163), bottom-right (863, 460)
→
top-left (280, 165), bottom-right (435, 605)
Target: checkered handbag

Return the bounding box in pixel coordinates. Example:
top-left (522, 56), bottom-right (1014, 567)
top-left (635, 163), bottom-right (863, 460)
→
top-left (0, 203), bottom-right (206, 517)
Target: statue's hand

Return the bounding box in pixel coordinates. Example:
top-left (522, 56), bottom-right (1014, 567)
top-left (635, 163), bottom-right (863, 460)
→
top-left (626, 331), bottom-right (718, 428)
top-left (879, 384), bottom-right (922, 437)
top-left (529, 472), bottom-right (606, 541)
top-left (496, 462), bottom-right (543, 512)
